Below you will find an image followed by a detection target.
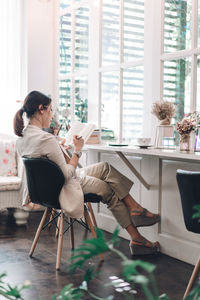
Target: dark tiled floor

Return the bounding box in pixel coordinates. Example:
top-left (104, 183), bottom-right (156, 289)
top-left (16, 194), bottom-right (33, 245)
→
top-left (0, 210), bottom-right (194, 300)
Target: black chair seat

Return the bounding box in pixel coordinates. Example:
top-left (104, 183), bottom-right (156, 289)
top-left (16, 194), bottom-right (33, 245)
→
top-left (84, 193), bottom-right (102, 203)
top-left (176, 169), bottom-right (200, 234)
top-left (176, 169), bottom-right (200, 298)
top-left (30, 193), bottom-right (102, 210)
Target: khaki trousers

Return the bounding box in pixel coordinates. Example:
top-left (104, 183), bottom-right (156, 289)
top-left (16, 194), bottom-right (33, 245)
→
top-left (77, 162), bottom-right (133, 228)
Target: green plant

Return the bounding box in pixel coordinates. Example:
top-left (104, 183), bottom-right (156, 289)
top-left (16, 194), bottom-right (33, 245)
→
top-left (74, 97), bottom-right (88, 123)
top-left (53, 228), bottom-right (170, 300)
top-left (0, 273), bottom-right (30, 300)
top-left (192, 205), bottom-right (200, 222)
top-left (52, 284), bottom-right (83, 300)
top-left (52, 226), bottom-right (200, 300)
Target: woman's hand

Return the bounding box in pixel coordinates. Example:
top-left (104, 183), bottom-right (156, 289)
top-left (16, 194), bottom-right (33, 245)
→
top-left (73, 135), bottom-right (84, 151)
top-left (60, 138), bottom-right (72, 150)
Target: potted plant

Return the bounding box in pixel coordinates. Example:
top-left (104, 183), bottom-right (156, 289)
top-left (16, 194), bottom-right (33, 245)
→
top-left (176, 117), bottom-right (196, 151)
top-left (152, 100), bottom-right (176, 148)
top-left (152, 100), bottom-right (176, 125)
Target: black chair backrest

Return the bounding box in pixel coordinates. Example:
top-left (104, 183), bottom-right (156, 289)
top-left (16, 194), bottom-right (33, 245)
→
top-left (176, 169), bottom-right (200, 233)
top-left (22, 157), bottom-right (65, 209)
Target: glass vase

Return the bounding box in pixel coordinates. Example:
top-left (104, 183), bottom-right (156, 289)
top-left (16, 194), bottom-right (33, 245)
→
top-left (179, 134), bottom-right (190, 151)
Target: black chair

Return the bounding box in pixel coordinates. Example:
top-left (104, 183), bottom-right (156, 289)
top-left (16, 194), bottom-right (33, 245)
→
top-left (22, 157), bottom-right (103, 270)
top-left (176, 169), bottom-right (200, 298)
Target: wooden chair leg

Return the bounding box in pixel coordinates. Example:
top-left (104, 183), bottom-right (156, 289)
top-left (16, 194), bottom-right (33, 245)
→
top-left (29, 208), bottom-right (48, 257)
top-left (48, 208), bottom-right (55, 228)
top-left (84, 207), bottom-right (104, 262)
top-left (184, 255), bottom-right (200, 299)
top-left (56, 210), bottom-right (64, 270)
top-left (69, 217), bottom-right (75, 250)
top-left (55, 213), bottom-right (61, 238)
top-left (87, 202), bottom-right (97, 227)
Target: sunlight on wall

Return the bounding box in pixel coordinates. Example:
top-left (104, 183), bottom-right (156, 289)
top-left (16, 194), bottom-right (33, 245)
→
top-left (0, 0), bottom-right (24, 135)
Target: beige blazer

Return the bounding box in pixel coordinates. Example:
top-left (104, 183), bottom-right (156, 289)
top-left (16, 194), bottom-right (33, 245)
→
top-left (16, 125), bottom-right (84, 218)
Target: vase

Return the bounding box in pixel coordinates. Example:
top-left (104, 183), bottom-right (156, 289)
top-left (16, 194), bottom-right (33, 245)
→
top-left (179, 134), bottom-right (190, 151)
top-left (160, 118), bottom-right (171, 125)
top-left (154, 125), bottom-right (174, 148)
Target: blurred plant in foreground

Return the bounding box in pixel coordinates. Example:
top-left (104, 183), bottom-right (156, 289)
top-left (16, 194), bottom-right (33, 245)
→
top-left (0, 273), bottom-right (31, 300)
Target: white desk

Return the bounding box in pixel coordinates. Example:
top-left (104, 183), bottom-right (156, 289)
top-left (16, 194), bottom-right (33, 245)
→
top-left (85, 144), bottom-right (200, 265)
top-left (86, 143), bottom-right (200, 161)
top-left (86, 144), bottom-right (200, 190)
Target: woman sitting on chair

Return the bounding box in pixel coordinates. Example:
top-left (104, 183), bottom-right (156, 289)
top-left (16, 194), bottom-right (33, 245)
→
top-left (13, 91), bottom-right (160, 255)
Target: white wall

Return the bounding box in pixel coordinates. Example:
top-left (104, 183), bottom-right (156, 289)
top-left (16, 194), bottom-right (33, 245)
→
top-left (27, 0), bottom-right (55, 99)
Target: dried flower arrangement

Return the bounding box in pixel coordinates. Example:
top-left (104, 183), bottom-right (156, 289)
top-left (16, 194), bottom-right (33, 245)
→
top-left (176, 118), bottom-right (196, 136)
top-left (176, 117), bottom-right (196, 151)
top-left (152, 100), bottom-right (176, 125)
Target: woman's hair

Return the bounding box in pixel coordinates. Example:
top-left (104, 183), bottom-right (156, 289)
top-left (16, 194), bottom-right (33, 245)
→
top-left (13, 90), bottom-right (51, 137)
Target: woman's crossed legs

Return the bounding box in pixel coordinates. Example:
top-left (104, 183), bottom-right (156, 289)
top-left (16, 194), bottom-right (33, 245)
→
top-left (78, 162), bottom-right (160, 255)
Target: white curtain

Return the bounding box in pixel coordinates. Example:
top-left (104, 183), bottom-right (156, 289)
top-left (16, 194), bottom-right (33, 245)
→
top-left (0, 0), bottom-right (26, 135)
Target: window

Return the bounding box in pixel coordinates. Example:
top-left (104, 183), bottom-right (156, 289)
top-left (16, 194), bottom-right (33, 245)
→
top-left (58, 0), bottom-right (144, 143)
top-left (58, 1), bottom-right (199, 145)
top-left (162, 0), bottom-right (197, 122)
top-left (100, 0), bottom-right (144, 143)
top-left (59, 1), bottom-right (89, 136)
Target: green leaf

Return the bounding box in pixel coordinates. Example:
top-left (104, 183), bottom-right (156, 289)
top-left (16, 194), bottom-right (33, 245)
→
top-left (192, 213), bottom-right (200, 222)
top-left (137, 261), bottom-right (156, 273)
top-left (71, 245), bottom-right (96, 253)
top-left (54, 283), bottom-right (83, 300)
top-left (79, 281), bottom-right (87, 291)
top-left (122, 260), bottom-right (156, 282)
top-left (130, 275), bottom-right (149, 285)
top-left (0, 273), bottom-right (7, 281)
top-left (109, 227), bottom-right (120, 247)
top-left (69, 229), bottom-right (110, 274)
top-left (6, 285), bottom-right (21, 298)
top-left (158, 294), bottom-right (171, 300)
top-left (95, 227), bottom-right (105, 239)
top-left (193, 205), bottom-right (200, 211)
top-left (60, 284), bottom-right (74, 296)
top-left (104, 296), bottom-right (114, 300)
top-left (83, 268), bottom-right (98, 284)
top-left (192, 212), bottom-right (200, 218)
top-left (192, 205), bottom-right (200, 222)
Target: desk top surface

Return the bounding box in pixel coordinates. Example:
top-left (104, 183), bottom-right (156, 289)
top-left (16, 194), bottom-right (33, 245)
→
top-left (85, 144), bottom-right (200, 162)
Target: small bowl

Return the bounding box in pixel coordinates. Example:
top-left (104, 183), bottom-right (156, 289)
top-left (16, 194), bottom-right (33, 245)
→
top-left (137, 138), bottom-right (151, 146)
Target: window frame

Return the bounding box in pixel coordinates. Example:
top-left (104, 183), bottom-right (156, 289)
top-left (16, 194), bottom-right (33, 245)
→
top-left (56, 0), bottom-right (90, 124)
top-left (160, 0), bottom-right (200, 114)
top-left (55, 0), bottom-right (200, 143)
top-left (99, 0), bottom-right (145, 143)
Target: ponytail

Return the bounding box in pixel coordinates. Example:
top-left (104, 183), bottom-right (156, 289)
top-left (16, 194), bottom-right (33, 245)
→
top-left (13, 91), bottom-right (51, 137)
top-left (13, 108), bottom-right (25, 137)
